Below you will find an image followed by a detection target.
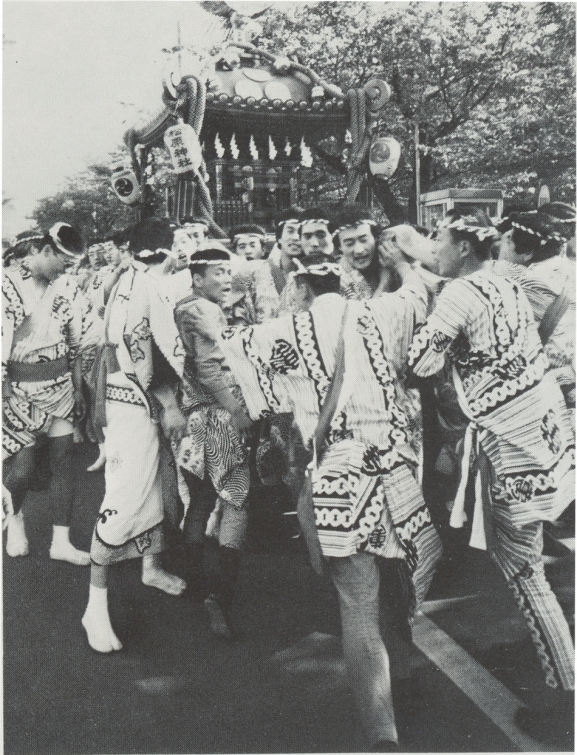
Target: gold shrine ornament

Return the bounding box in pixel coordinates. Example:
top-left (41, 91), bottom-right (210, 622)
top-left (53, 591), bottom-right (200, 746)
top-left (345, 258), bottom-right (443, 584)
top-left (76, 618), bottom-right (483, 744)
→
top-left (164, 121), bottom-right (203, 174)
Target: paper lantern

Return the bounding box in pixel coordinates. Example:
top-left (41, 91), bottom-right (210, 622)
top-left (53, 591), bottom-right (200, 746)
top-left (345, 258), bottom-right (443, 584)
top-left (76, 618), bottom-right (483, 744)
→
top-left (369, 137), bottom-right (401, 179)
top-left (110, 167), bottom-right (140, 205)
top-left (164, 121), bottom-right (202, 174)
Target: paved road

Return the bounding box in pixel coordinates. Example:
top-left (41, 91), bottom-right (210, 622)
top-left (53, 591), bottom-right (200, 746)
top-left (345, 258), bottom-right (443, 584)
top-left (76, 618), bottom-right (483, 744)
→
top-left (4, 443), bottom-right (574, 754)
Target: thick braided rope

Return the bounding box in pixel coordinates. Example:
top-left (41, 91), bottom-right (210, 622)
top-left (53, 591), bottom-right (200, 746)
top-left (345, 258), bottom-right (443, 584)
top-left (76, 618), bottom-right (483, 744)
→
top-left (346, 88), bottom-right (369, 201)
top-left (177, 75), bottom-right (227, 238)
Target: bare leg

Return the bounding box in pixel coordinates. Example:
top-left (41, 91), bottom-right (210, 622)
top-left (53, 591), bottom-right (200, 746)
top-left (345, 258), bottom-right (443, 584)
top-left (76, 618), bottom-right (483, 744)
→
top-left (47, 434), bottom-right (90, 565)
top-left (82, 563), bottom-right (123, 653)
top-left (3, 446), bottom-right (35, 557)
top-left (141, 553), bottom-right (186, 596)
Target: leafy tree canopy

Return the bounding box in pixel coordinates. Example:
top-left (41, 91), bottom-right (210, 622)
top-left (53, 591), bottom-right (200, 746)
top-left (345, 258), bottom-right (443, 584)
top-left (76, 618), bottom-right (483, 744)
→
top-left (31, 155), bottom-right (137, 244)
top-left (260, 1), bottom-right (575, 214)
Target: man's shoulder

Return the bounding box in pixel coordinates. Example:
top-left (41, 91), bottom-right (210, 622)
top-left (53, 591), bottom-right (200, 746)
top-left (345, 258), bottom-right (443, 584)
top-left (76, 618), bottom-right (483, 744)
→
top-left (176, 295), bottom-right (225, 328)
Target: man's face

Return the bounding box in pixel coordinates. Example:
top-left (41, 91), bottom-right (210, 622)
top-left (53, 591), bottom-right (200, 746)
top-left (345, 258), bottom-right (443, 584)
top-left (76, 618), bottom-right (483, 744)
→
top-left (235, 235), bottom-right (264, 261)
top-left (87, 244), bottom-right (104, 268)
top-left (173, 229), bottom-right (197, 271)
top-left (300, 221), bottom-right (333, 257)
top-left (495, 229), bottom-right (523, 264)
top-left (293, 277), bottom-right (314, 312)
top-left (38, 246), bottom-right (76, 281)
top-left (278, 221), bottom-right (301, 258)
top-left (101, 241), bottom-right (122, 267)
top-left (338, 223), bottom-right (376, 271)
top-left (194, 262), bottom-right (232, 307)
top-left (433, 228), bottom-right (465, 278)
top-left (186, 224), bottom-right (207, 246)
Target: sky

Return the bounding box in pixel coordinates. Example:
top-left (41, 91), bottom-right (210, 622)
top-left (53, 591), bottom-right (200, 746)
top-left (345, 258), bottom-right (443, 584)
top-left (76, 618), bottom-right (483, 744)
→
top-left (3, 1), bottom-right (229, 236)
top-left (2, 0), bottom-right (405, 237)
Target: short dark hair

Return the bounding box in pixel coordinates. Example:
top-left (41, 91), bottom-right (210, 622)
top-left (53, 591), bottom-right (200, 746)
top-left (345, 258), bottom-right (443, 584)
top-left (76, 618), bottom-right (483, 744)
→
top-left (298, 206), bottom-right (331, 230)
top-left (3, 231), bottom-right (45, 266)
top-left (444, 207), bottom-right (496, 261)
top-left (181, 216), bottom-right (209, 229)
top-left (189, 247), bottom-right (230, 278)
top-left (294, 252), bottom-right (340, 296)
top-left (230, 224), bottom-right (266, 249)
top-left (329, 204), bottom-right (381, 246)
top-left (275, 206), bottom-right (303, 242)
top-left (498, 211), bottom-right (560, 263)
top-left (538, 202), bottom-right (576, 244)
top-left (129, 218), bottom-right (174, 264)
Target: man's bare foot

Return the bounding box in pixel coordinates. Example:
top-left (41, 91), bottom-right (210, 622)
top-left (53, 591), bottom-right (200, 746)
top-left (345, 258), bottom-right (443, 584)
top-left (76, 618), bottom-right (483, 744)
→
top-left (50, 526), bottom-right (90, 565)
top-left (6, 510), bottom-right (29, 557)
top-left (50, 543), bottom-right (90, 566)
top-left (142, 567), bottom-right (186, 596)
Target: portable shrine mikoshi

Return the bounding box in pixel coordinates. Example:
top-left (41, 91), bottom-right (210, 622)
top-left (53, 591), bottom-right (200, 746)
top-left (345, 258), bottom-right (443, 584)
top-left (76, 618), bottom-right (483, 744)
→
top-left (117, 38), bottom-right (396, 235)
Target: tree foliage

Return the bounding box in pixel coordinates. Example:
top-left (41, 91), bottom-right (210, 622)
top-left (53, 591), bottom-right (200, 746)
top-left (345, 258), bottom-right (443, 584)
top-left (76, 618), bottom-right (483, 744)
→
top-left (31, 3), bottom-right (575, 229)
top-left (31, 156), bottom-right (137, 243)
top-left (260, 1), bottom-right (575, 214)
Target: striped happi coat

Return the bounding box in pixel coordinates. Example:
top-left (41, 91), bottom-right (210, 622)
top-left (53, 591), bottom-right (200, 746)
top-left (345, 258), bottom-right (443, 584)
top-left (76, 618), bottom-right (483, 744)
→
top-left (408, 267), bottom-right (575, 527)
top-left (219, 281), bottom-right (442, 609)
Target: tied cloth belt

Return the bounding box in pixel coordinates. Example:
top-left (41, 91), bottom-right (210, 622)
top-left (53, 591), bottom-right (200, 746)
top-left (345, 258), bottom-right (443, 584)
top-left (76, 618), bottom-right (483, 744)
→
top-left (85, 343), bottom-right (121, 431)
top-left (449, 365), bottom-right (493, 552)
top-left (7, 356), bottom-right (69, 382)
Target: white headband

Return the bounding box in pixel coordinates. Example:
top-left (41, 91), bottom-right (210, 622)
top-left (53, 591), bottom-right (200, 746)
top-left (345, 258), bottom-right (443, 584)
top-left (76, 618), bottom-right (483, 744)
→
top-left (332, 219), bottom-right (377, 239)
top-left (291, 258), bottom-right (341, 278)
top-left (509, 220), bottom-right (563, 245)
top-left (438, 216), bottom-right (499, 241)
top-left (48, 223), bottom-right (79, 257)
top-left (135, 248), bottom-right (178, 260)
top-left (233, 233), bottom-right (265, 244)
top-left (189, 257), bottom-right (230, 266)
top-left (300, 219), bottom-right (330, 230)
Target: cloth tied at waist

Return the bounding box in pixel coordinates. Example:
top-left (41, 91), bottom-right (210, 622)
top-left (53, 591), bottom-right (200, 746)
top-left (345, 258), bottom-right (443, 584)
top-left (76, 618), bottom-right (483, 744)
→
top-left (7, 356), bottom-right (69, 382)
top-left (85, 343), bottom-right (121, 431)
top-left (449, 365), bottom-right (491, 551)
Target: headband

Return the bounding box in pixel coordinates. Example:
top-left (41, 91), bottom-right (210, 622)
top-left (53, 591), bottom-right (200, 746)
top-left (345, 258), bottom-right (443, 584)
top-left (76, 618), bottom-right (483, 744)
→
top-left (332, 219), bottom-right (378, 239)
top-left (507, 221), bottom-right (564, 245)
top-left (438, 216), bottom-right (499, 241)
top-left (10, 234), bottom-right (44, 248)
top-left (300, 219), bottom-right (330, 230)
top-left (291, 258), bottom-right (341, 278)
top-left (233, 233), bottom-right (265, 243)
top-left (134, 248), bottom-right (178, 260)
top-left (189, 258), bottom-right (230, 266)
top-left (181, 222), bottom-right (208, 230)
top-left (48, 223), bottom-right (79, 258)
top-left (276, 218), bottom-right (300, 229)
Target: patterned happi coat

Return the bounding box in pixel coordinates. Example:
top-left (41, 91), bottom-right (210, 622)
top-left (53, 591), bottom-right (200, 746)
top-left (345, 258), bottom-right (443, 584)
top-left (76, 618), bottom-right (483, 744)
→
top-left (2, 266), bottom-right (84, 457)
top-left (493, 258), bottom-right (575, 393)
top-left (408, 267), bottom-right (575, 527)
top-left (219, 279), bottom-right (442, 609)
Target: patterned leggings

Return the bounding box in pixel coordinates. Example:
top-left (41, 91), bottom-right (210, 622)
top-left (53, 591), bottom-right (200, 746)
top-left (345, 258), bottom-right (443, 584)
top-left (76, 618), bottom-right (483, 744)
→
top-left (491, 503), bottom-right (574, 691)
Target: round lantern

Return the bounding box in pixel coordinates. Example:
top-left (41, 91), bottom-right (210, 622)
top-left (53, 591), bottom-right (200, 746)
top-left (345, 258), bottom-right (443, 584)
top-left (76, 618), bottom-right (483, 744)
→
top-left (369, 137), bottom-right (401, 179)
top-left (110, 167), bottom-right (140, 205)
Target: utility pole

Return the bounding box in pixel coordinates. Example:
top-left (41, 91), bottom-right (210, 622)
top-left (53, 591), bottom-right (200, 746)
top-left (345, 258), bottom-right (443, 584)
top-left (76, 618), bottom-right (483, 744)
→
top-left (414, 121), bottom-right (421, 226)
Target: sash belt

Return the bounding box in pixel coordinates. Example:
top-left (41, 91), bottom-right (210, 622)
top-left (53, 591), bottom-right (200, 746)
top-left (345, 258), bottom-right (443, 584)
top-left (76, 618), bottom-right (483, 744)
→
top-left (7, 356), bottom-right (69, 382)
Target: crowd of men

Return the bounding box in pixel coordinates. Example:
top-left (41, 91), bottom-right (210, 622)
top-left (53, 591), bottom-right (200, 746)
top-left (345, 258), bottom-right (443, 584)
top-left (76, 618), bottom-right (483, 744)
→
top-left (2, 200), bottom-right (575, 750)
